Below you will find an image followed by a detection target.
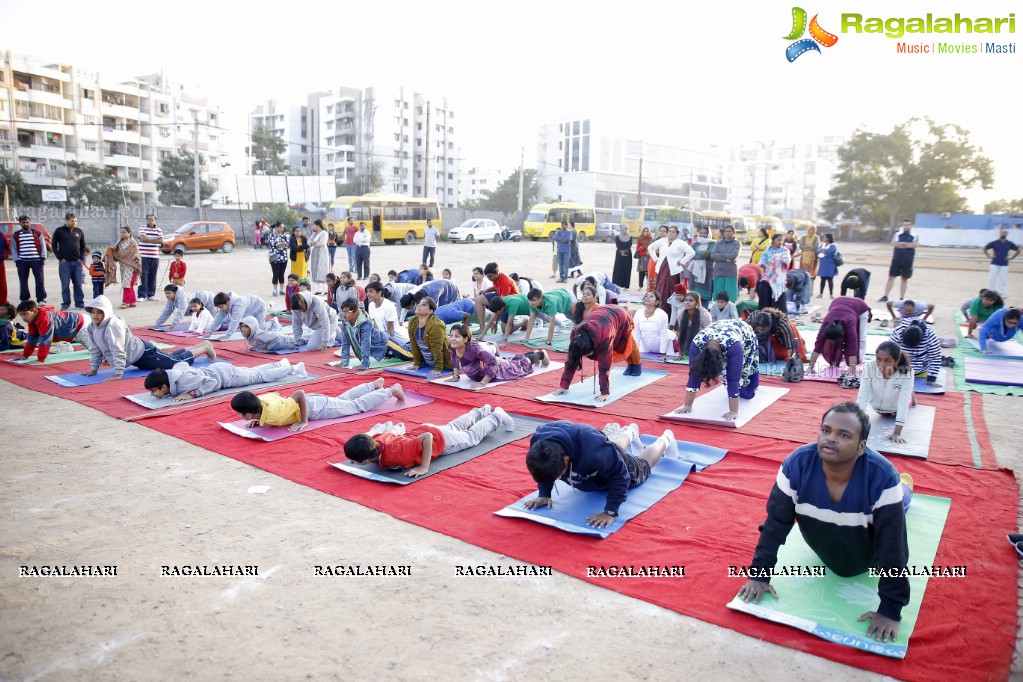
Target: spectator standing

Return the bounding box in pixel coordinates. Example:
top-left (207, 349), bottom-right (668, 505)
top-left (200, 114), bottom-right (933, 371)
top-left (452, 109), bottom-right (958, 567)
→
top-left (354, 221), bottom-right (372, 280)
top-left (266, 222), bottom-right (289, 296)
top-left (880, 219), bottom-right (918, 302)
top-left (308, 220), bottom-right (330, 294)
top-left (11, 215), bottom-right (47, 304)
top-left (611, 224), bottom-right (633, 289)
top-left (343, 217), bottom-right (359, 272)
top-left (423, 218), bottom-right (439, 268)
top-left (816, 233), bottom-right (839, 298)
top-left (984, 228), bottom-right (1019, 297)
top-left (253, 221), bottom-right (262, 249)
top-left (326, 223), bottom-right (338, 269)
top-left (136, 214), bottom-right (163, 301)
top-left (553, 220), bottom-right (572, 282)
top-left (52, 211), bottom-right (88, 310)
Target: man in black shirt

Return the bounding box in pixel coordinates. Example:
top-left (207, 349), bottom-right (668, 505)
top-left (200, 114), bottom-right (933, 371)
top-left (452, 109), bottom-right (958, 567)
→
top-left (52, 211), bottom-right (88, 310)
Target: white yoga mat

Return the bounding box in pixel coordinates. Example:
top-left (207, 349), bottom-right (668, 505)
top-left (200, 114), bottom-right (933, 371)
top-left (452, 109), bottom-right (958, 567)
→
top-left (866, 404), bottom-right (935, 459)
top-left (660, 385), bottom-right (789, 429)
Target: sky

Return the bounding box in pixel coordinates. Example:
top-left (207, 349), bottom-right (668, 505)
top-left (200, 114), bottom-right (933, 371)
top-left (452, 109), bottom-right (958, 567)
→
top-left (2, 0), bottom-right (1020, 211)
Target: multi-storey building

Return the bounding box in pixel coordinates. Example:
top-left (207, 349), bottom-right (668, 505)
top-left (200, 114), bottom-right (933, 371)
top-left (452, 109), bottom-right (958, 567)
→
top-left (726, 137), bottom-right (846, 221)
top-left (0, 51), bottom-right (227, 206)
top-left (248, 99), bottom-right (313, 174)
top-left (457, 166), bottom-right (506, 206)
top-left (536, 118), bottom-right (728, 214)
top-left (257, 86), bottom-right (460, 208)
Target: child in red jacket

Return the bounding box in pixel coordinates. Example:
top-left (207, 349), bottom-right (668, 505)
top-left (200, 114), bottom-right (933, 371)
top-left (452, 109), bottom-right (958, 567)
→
top-left (169, 248), bottom-right (187, 286)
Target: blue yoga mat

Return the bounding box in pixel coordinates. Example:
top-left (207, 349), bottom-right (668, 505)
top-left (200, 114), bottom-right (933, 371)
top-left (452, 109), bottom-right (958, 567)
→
top-left (636, 434), bottom-right (727, 472)
top-left (45, 357), bottom-right (227, 387)
top-left (913, 375), bottom-right (946, 395)
top-left (495, 456), bottom-right (694, 538)
top-left (382, 363), bottom-right (454, 379)
top-left (152, 322), bottom-right (191, 332)
top-left (535, 367), bottom-right (667, 407)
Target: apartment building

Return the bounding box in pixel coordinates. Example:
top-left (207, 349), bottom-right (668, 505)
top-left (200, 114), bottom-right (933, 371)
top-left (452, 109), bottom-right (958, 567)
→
top-left (457, 166), bottom-right (506, 206)
top-left (255, 86), bottom-right (460, 208)
top-left (726, 137), bottom-right (846, 221)
top-left (0, 51), bottom-right (227, 206)
top-left (248, 99), bottom-right (314, 174)
top-left (536, 118), bottom-right (728, 213)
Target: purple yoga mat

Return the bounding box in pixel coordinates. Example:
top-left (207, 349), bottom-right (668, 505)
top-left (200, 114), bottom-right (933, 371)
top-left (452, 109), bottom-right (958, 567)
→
top-left (964, 357), bottom-right (1023, 387)
top-left (217, 390), bottom-right (435, 441)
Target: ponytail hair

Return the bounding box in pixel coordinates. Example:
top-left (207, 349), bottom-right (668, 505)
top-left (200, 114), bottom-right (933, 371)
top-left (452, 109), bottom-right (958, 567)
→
top-left (875, 340), bottom-right (912, 375)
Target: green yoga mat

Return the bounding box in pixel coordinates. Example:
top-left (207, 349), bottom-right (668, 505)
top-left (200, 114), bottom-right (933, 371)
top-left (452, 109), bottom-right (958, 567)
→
top-left (521, 334), bottom-right (572, 352)
top-left (727, 494), bottom-right (951, 659)
top-left (5, 342), bottom-right (172, 366)
top-left (950, 312), bottom-right (1023, 396)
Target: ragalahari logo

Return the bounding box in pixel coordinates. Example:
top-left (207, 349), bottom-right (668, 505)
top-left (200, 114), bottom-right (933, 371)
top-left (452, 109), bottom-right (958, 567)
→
top-left (785, 7), bottom-right (839, 61)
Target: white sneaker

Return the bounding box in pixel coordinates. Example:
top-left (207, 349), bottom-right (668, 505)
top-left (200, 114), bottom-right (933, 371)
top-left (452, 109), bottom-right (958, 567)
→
top-left (278, 357), bottom-right (291, 370)
top-left (493, 406), bottom-right (515, 432)
top-left (291, 362), bottom-right (306, 376)
top-left (479, 404), bottom-right (493, 416)
top-left (52, 341), bottom-right (75, 354)
top-left (661, 429), bottom-right (679, 460)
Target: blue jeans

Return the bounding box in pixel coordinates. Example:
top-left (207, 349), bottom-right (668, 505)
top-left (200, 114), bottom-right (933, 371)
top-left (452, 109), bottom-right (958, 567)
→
top-left (346, 245), bottom-right (357, 272)
top-left (133, 341), bottom-right (195, 370)
top-left (58, 260), bottom-right (85, 308)
top-left (139, 257), bottom-right (160, 299)
top-left (557, 251), bottom-right (570, 280)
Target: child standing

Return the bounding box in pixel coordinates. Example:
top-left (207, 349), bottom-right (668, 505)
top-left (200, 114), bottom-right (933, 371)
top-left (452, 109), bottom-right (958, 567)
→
top-left (88, 251), bottom-right (106, 299)
top-left (230, 378), bottom-right (405, 432)
top-left (343, 404), bottom-right (514, 477)
top-left (169, 248), bottom-right (187, 286)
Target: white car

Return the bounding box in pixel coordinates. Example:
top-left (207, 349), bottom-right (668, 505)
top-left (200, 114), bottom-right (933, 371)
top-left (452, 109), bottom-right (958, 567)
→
top-left (447, 218), bottom-right (506, 243)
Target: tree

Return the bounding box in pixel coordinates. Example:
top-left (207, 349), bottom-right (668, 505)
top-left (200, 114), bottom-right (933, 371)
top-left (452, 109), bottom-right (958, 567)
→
top-left (66, 160), bottom-right (133, 208)
top-left (822, 118), bottom-right (994, 235)
top-left (249, 125), bottom-right (289, 175)
top-left (336, 162), bottom-right (383, 196)
top-left (0, 165), bottom-right (38, 208)
top-left (984, 198), bottom-right (1023, 214)
top-left (476, 168), bottom-right (539, 215)
top-left (156, 147), bottom-right (214, 207)
top-left (256, 204), bottom-right (298, 228)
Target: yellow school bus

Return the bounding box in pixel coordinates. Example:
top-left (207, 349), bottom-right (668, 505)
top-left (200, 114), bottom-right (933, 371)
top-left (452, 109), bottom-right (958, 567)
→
top-left (621, 205), bottom-right (698, 238)
top-left (523, 202), bottom-right (597, 240)
top-left (782, 218), bottom-right (816, 236)
top-left (696, 211), bottom-right (752, 239)
top-left (328, 194), bottom-right (440, 244)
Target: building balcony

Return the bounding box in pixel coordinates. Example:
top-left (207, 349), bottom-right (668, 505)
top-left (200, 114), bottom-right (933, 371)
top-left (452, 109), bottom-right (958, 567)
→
top-left (104, 153), bottom-right (142, 167)
top-left (10, 60), bottom-right (70, 81)
top-left (15, 88), bottom-right (67, 108)
top-left (22, 172), bottom-right (69, 186)
top-left (21, 144), bottom-right (67, 160)
top-left (100, 102), bottom-right (141, 119)
top-left (103, 127), bottom-right (141, 143)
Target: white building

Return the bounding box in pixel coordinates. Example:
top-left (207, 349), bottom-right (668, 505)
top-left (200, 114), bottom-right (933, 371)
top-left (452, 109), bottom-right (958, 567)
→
top-left (260, 86), bottom-right (460, 207)
top-left (725, 136), bottom-right (845, 220)
top-left (458, 166), bottom-right (506, 206)
top-left (536, 118), bottom-right (728, 215)
top-left (248, 99), bottom-right (314, 174)
top-left (0, 51), bottom-right (228, 206)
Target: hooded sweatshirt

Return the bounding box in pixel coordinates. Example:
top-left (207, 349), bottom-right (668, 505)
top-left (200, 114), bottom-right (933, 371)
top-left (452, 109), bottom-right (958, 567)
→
top-left (530, 421), bottom-right (632, 515)
top-left (291, 291), bottom-right (338, 344)
top-left (210, 291), bottom-right (267, 335)
top-left (241, 315), bottom-right (297, 352)
top-left (85, 295), bottom-right (146, 373)
top-left (155, 289), bottom-right (215, 328)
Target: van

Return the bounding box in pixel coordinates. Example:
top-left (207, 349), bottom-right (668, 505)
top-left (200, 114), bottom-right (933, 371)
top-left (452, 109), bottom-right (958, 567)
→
top-left (161, 221), bottom-right (236, 253)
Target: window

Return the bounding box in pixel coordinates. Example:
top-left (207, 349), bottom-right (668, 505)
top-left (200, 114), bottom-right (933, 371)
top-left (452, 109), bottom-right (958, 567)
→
top-left (416, 123), bottom-right (422, 131)
top-left (301, 160), bottom-right (307, 167)
top-left (301, 145), bottom-right (307, 153)
top-left (82, 88), bottom-right (94, 100)
top-left (395, 133), bottom-right (400, 142)
top-left (448, 173), bottom-right (453, 179)
top-left (447, 142), bottom-right (453, 149)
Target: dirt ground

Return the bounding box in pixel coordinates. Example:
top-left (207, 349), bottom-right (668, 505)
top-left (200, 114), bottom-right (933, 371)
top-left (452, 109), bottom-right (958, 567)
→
top-left (1, 235), bottom-right (1020, 681)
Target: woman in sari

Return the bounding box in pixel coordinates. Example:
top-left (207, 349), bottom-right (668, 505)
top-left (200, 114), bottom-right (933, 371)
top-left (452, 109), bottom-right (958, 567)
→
top-left (107, 226), bottom-right (142, 309)
top-left (649, 225), bottom-right (694, 317)
top-left (798, 224), bottom-right (821, 289)
top-left (635, 227), bottom-right (653, 289)
top-left (289, 227), bottom-right (309, 280)
top-left (758, 233), bottom-right (791, 310)
top-left (308, 219), bottom-right (329, 293)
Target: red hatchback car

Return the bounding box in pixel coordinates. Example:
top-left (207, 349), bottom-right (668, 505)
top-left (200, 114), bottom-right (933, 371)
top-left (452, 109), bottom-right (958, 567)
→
top-left (0, 220), bottom-right (53, 255)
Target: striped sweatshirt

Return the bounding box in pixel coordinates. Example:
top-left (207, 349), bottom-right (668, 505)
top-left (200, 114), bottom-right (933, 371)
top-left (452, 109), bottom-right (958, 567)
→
top-left (889, 323), bottom-right (942, 382)
top-left (749, 444), bottom-right (910, 621)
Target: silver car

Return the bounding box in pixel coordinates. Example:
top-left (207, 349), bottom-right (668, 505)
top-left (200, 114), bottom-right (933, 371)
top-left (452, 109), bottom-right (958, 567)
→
top-left (595, 222), bottom-right (622, 242)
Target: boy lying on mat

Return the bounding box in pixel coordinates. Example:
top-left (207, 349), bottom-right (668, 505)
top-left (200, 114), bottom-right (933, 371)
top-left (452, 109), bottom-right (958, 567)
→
top-left (737, 402), bottom-right (912, 644)
top-left (343, 405), bottom-right (514, 477)
top-left (239, 316), bottom-right (298, 353)
top-left (524, 421), bottom-right (679, 529)
top-left (230, 378), bottom-right (405, 432)
top-left (144, 358), bottom-right (306, 402)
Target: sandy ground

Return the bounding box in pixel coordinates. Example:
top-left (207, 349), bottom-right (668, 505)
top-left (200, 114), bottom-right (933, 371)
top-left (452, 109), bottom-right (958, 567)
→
top-left (1, 236), bottom-right (1020, 681)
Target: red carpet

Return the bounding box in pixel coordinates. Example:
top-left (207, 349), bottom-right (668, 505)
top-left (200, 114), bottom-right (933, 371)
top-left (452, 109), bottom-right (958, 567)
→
top-left (2, 340), bottom-right (1015, 680)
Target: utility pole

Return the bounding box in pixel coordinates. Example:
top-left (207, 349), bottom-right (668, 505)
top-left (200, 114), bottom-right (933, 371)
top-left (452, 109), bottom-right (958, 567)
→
top-left (193, 119), bottom-right (200, 210)
top-left (517, 147), bottom-right (524, 212)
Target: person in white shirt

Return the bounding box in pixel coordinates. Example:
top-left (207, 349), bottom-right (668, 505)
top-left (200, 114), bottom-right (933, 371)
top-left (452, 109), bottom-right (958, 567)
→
top-left (632, 290), bottom-right (672, 354)
top-left (422, 219), bottom-right (440, 268)
top-left (187, 299), bottom-right (215, 335)
top-left (856, 340), bottom-right (915, 444)
top-left (366, 281), bottom-right (409, 342)
top-left (353, 221), bottom-right (372, 280)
